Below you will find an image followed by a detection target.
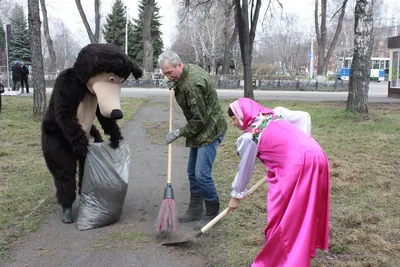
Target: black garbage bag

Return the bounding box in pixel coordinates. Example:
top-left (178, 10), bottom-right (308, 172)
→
top-left (77, 141), bottom-right (130, 231)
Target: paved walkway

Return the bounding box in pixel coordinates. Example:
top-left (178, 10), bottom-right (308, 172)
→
top-left (0, 97), bottom-right (209, 267)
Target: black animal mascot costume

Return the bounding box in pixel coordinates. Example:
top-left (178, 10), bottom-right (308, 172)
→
top-left (41, 43), bottom-right (142, 223)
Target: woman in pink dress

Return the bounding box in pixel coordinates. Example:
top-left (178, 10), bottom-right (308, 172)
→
top-left (227, 98), bottom-right (330, 267)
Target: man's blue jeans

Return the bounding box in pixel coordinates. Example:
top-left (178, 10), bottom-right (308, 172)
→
top-left (187, 132), bottom-right (225, 202)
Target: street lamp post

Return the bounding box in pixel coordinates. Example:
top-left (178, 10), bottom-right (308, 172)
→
top-left (309, 35), bottom-right (314, 79)
top-left (5, 24), bottom-right (10, 91)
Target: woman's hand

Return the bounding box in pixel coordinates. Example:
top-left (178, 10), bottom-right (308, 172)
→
top-left (227, 197), bottom-right (241, 215)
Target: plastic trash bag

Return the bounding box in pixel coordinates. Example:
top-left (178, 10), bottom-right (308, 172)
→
top-left (77, 140), bottom-right (130, 231)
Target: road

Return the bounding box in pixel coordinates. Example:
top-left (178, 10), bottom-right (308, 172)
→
top-left (4, 81), bottom-right (399, 102)
top-left (118, 82), bottom-right (399, 102)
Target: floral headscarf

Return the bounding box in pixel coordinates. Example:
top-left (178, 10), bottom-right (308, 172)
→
top-left (229, 98), bottom-right (275, 130)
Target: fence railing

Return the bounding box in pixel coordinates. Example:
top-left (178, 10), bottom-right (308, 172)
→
top-left (0, 74), bottom-right (349, 92)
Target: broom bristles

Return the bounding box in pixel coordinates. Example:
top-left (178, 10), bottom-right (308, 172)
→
top-left (156, 198), bottom-right (177, 232)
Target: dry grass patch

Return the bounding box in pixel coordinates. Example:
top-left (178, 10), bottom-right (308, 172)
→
top-left (212, 100), bottom-right (400, 266)
top-left (0, 95), bottom-right (147, 259)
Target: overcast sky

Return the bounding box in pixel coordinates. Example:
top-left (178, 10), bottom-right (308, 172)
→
top-left (9, 0), bottom-right (400, 48)
top-left (40, 0), bottom-right (319, 47)
top-left (43, 0), bottom-right (179, 48)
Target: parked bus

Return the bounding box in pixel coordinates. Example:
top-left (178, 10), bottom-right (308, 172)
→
top-left (337, 57), bottom-right (390, 81)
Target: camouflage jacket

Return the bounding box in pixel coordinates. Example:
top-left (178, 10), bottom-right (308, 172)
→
top-left (173, 64), bottom-right (227, 148)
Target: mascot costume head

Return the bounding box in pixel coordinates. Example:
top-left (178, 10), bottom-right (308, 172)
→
top-left (41, 43), bottom-right (143, 223)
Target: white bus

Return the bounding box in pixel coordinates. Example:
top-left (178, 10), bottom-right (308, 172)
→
top-left (337, 57), bottom-right (390, 81)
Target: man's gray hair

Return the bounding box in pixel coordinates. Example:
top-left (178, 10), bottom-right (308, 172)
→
top-left (158, 51), bottom-right (181, 67)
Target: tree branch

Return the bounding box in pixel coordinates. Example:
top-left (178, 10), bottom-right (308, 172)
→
top-left (249, 0), bottom-right (262, 53)
top-left (330, 0), bottom-right (349, 22)
top-left (75, 0), bottom-right (96, 43)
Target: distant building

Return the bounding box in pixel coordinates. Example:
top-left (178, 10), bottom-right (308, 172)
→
top-left (387, 35), bottom-right (400, 98)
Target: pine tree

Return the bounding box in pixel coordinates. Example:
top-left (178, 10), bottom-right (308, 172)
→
top-left (0, 21), bottom-right (5, 51)
top-left (9, 5), bottom-right (31, 64)
top-left (103, 0), bottom-right (127, 48)
top-left (128, 0), bottom-right (163, 68)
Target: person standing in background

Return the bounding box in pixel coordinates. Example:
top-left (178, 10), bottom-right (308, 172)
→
top-left (20, 61), bottom-right (30, 94)
top-left (11, 61), bottom-right (22, 92)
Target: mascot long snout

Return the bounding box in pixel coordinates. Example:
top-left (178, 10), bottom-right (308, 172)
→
top-left (92, 81), bottom-right (123, 119)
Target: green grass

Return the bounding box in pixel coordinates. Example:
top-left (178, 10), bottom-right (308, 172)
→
top-left (0, 95), bottom-right (147, 256)
top-left (139, 99), bottom-right (400, 265)
top-left (211, 100), bottom-right (400, 266)
top-left (1, 96), bottom-right (400, 266)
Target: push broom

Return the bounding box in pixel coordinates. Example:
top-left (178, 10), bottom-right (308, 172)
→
top-left (161, 177), bottom-right (266, 246)
top-left (156, 88), bottom-right (178, 232)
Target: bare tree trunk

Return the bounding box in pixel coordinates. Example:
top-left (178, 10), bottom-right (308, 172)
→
top-left (39, 0), bottom-right (56, 72)
top-left (315, 0), bottom-right (347, 78)
top-left (315, 0), bottom-right (327, 77)
top-left (75, 0), bottom-right (100, 43)
top-left (142, 0), bottom-right (155, 73)
top-left (235, 0), bottom-right (261, 99)
top-left (28, 0), bottom-right (47, 120)
top-left (346, 0), bottom-right (373, 114)
top-left (94, 0), bottom-right (101, 42)
top-left (190, 33), bottom-right (201, 64)
top-left (221, 1), bottom-right (236, 74)
top-left (323, 1), bottom-right (348, 75)
top-left (222, 24), bottom-right (237, 74)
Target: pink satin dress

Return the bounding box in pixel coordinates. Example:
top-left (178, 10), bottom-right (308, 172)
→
top-left (252, 120), bottom-right (330, 267)
top-left (229, 98), bottom-right (330, 267)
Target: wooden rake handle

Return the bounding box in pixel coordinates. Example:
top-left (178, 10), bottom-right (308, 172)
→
top-left (200, 177), bottom-right (266, 234)
top-left (167, 88), bottom-right (173, 184)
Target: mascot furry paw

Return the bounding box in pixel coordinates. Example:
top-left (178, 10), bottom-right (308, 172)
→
top-left (41, 43), bottom-right (143, 224)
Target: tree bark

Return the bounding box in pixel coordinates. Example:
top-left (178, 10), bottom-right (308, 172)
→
top-left (222, 2), bottom-right (237, 74)
top-left (222, 25), bottom-right (237, 74)
top-left (346, 0), bottom-right (374, 114)
top-left (75, 0), bottom-right (100, 43)
top-left (235, 0), bottom-right (261, 99)
top-left (94, 0), bottom-right (100, 43)
top-left (142, 0), bottom-right (155, 72)
top-left (39, 0), bottom-right (56, 72)
top-left (28, 0), bottom-right (47, 120)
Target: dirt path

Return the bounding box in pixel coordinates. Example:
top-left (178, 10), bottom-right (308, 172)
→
top-left (0, 97), bottom-right (217, 267)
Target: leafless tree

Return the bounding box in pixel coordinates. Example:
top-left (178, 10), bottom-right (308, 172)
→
top-left (258, 13), bottom-right (307, 75)
top-left (176, 0), bottom-right (230, 74)
top-left (142, 0), bottom-right (155, 72)
top-left (346, 0), bottom-right (374, 114)
top-left (39, 0), bottom-right (56, 72)
top-left (333, 0), bottom-right (387, 60)
top-left (221, 0), bottom-right (237, 74)
top-left (314, 0), bottom-right (348, 79)
top-left (371, 0), bottom-right (390, 57)
top-left (195, 2), bottom-right (226, 74)
top-left (40, 17), bottom-right (82, 72)
top-left (178, 0), bottom-right (286, 97)
top-left (75, 0), bottom-right (101, 43)
top-left (235, 0), bottom-right (262, 99)
top-left (28, 0), bottom-right (47, 119)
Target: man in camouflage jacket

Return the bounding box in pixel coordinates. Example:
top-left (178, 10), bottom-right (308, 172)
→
top-left (159, 51), bottom-right (227, 229)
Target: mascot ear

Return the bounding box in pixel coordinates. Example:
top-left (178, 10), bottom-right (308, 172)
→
top-left (130, 60), bottom-right (143, 80)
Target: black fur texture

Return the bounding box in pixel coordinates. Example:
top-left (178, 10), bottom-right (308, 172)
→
top-left (41, 43), bottom-right (143, 207)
